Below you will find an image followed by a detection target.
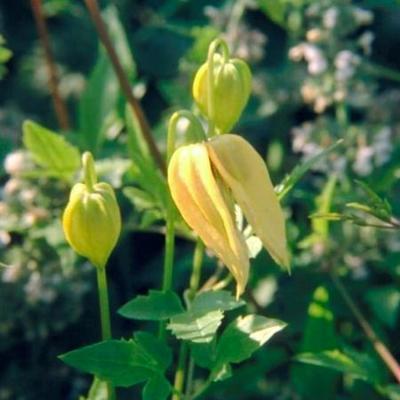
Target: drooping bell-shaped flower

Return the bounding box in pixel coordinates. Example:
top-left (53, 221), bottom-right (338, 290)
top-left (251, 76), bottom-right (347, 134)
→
top-left (168, 134), bottom-right (289, 297)
top-left (193, 52), bottom-right (252, 134)
top-left (62, 152), bottom-right (121, 269)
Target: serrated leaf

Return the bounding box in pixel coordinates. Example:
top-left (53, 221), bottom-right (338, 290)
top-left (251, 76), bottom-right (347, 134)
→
top-left (134, 332), bottom-right (172, 371)
top-left (59, 340), bottom-right (159, 387)
top-left (276, 139), bottom-right (343, 201)
top-left (118, 290), bottom-right (184, 321)
top-left (142, 374), bottom-right (171, 400)
top-left (295, 348), bottom-right (382, 383)
top-left (168, 310), bottom-right (224, 343)
top-left (191, 290), bottom-right (245, 314)
top-left (22, 120), bottom-right (80, 179)
top-left (216, 315), bottom-right (286, 365)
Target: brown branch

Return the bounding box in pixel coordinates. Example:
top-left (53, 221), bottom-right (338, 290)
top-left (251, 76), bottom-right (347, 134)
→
top-left (30, 0), bottom-right (70, 131)
top-left (84, 0), bottom-right (166, 174)
top-left (330, 272), bottom-right (400, 383)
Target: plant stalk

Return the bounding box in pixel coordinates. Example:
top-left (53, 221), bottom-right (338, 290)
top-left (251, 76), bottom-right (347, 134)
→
top-left (84, 0), bottom-right (165, 174)
top-left (96, 265), bottom-right (116, 399)
top-left (330, 272), bottom-right (400, 383)
top-left (30, 0), bottom-right (70, 131)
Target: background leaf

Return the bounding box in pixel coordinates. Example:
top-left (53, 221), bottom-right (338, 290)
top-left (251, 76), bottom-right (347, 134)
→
top-left (118, 290), bottom-right (184, 321)
top-left (22, 120), bottom-right (80, 179)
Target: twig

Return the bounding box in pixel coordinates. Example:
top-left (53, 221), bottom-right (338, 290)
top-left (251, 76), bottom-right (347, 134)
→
top-left (330, 271), bottom-right (400, 383)
top-left (30, 0), bottom-right (70, 131)
top-left (84, 0), bottom-right (166, 174)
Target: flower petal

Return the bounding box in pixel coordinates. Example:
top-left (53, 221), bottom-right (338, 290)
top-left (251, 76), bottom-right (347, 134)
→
top-left (207, 134), bottom-right (290, 269)
top-left (168, 143), bottom-right (249, 296)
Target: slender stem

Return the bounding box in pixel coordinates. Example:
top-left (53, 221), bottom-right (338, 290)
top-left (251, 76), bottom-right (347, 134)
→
top-left (84, 0), bottom-right (165, 174)
top-left (185, 357), bottom-right (195, 398)
top-left (82, 152), bottom-right (97, 191)
top-left (172, 240), bottom-right (205, 399)
top-left (30, 0), bottom-right (70, 131)
top-left (330, 272), bottom-right (400, 383)
top-left (172, 343), bottom-right (189, 400)
top-left (96, 265), bottom-right (116, 399)
top-left (364, 61), bottom-right (400, 83)
top-left (96, 266), bottom-right (112, 341)
top-left (162, 204), bottom-right (175, 294)
top-left (187, 239), bottom-right (205, 301)
top-left (207, 39), bottom-right (229, 137)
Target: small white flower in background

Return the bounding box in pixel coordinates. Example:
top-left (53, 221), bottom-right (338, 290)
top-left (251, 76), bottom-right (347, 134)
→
top-left (4, 151), bottom-right (32, 176)
top-left (20, 188), bottom-right (37, 204)
top-left (2, 263), bottom-right (22, 283)
top-left (306, 28), bottom-right (323, 43)
top-left (323, 7), bottom-right (339, 29)
top-left (358, 31), bottom-right (374, 55)
top-left (0, 230), bottom-right (11, 247)
top-left (352, 7), bottom-right (374, 26)
top-left (335, 50), bottom-right (360, 82)
top-left (373, 127), bottom-right (392, 166)
top-left (353, 145), bottom-right (374, 176)
top-left (3, 178), bottom-right (22, 196)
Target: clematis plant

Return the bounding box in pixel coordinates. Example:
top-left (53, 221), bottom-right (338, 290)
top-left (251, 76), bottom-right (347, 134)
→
top-left (60, 37), bottom-right (289, 400)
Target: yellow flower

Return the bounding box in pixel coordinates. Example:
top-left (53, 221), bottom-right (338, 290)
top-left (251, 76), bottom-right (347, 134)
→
top-left (62, 152), bottom-right (121, 268)
top-left (168, 134), bottom-right (289, 297)
top-left (193, 53), bottom-right (252, 133)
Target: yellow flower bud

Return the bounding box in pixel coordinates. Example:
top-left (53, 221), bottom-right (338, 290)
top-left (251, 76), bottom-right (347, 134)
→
top-left (168, 135), bottom-right (289, 297)
top-left (193, 51), bottom-right (252, 133)
top-left (62, 152), bottom-right (121, 268)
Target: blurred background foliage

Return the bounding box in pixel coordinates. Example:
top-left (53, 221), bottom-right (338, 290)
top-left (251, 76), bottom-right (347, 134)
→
top-left (1, 0), bottom-right (400, 399)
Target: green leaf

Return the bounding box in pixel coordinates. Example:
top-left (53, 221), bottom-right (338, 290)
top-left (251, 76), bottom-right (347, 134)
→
top-left (216, 315), bottom-right (286, 365)
top-left (291, 286), bottom-right (338, 400)
top-left (276, 139), bottom-right (343, 201)
top-left (59, 340), bottom-right (159, 387)
top-left (134, 332), bottom-right (172, 371)
top-left (78, 51), bottom-right (118, 154)
top-left (256, 0), bottom-right (286, 27)
top-left (191, 290), bottom-right (245, 314)
top-left (365, 286), bottom-right (400, 328)
top-left (123, 187), bottom-right (157, 211)
top-left (118, 290), bottom-right (184, 321)
top-left (142, 374), bottom-right (171, 400)
top-left (22, 120), bottom-right (80, 179)
top-left (382, 384), bottom-right (400, 400)
top-left (190, 340), bottom-right (216, 369)
top-left (78, 5), bottom-right (136, 154)
top-left (168, 310), bottom-right (224, 343)
top-left (295, 348), bottom-right (382, 383)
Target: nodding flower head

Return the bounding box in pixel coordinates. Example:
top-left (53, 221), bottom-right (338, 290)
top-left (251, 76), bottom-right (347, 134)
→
top-left (62, 152), bottom-right (121, 269)
top-left (193, 52), bottom-right (252, 134)
top-left (168, 134), bottom-right (289, 297)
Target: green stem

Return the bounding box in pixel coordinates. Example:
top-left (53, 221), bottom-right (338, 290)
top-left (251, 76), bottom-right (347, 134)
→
top-left (82, 152), bottom-right (97, 192)
top-left (364, 61), bottom-right (400, 83)
top-left (188, 239), bottom-right (205, 301)
top-left (207, 38), bottom-right (229, 137)
top-left (96, 266), bottom-right (112, 340)
top-left (172, 343), bottom-right (189, 400)
top-left (172, 240), bottom-right (205, 399)
top-left (95, 265), bottom-right (115, 400)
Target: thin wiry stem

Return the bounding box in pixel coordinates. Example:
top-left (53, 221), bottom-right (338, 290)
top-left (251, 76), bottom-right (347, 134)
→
top-left (84, 0), bottom-right (166, 174)
top-left (30, 0), bottom-right (70, 131)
